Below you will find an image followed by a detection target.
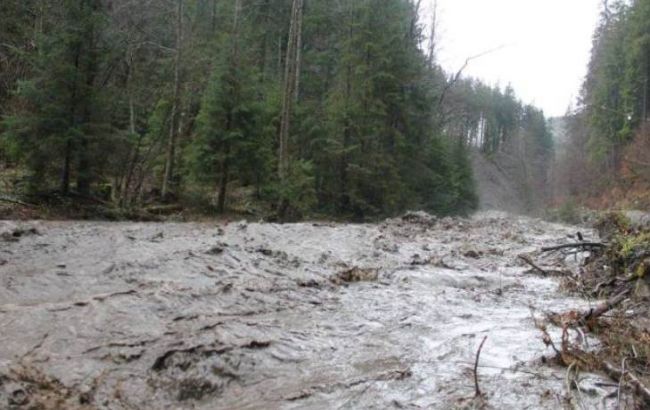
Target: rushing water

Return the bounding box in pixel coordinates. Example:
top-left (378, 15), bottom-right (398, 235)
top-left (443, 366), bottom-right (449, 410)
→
top-left (0, 213), bottom-right (616, 409)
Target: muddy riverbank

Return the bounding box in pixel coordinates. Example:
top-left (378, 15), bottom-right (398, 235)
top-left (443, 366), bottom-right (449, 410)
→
top-left (0, 213), bottom-right (617, 409)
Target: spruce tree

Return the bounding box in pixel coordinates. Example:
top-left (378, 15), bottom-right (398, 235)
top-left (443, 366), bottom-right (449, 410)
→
top-left (3, 0), bottom-right (107, 195)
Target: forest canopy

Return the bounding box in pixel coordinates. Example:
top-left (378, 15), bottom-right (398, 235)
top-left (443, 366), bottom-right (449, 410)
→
top-left (0, 0), bottom-right (553, 220)
top-left (554, 0), bottom-right (650, 209)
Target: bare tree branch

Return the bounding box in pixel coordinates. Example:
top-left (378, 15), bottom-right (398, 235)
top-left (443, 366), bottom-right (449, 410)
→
top-left (436, 45), bottom-right (507, 111)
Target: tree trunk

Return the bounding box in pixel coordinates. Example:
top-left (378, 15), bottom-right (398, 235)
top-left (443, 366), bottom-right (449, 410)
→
top-left (77, 138), bottom-right (91, 196)
top-left (409, 0), bottom-right (423, 42)
top-left (211, 0), bottom-right (218, 34)
top-left (161, 0), bottom-right (183, 201)
top-left (643, 60), bottom-right (650, 121)
top-left (61, 139), bottom-right (71, 194)
top-left (214, 0), bottom-right (242, 214)
top-left (277, 36), bottom-right (282, 77)
top-left (294, 0), bottom-right (303, 102)
top-left (427, 0), bottom-right (438, 66)
top-left (77, 1), bottom-right (100, 197)
top-left (278, 1), bottom-right (296, 183)
top-left (339, 21), bottom-right (353, 213)
top-left (278, 0), bottom-right (304, 183)
top-left (258, 0), bottom-right (271, 83)
top-left (36, 0), bottom-right (45, 36)
top-left (217, 144), bottom-right (230, 214)
top-left (122, 105), bottom-right (143, 205)
top-left (63, 33), bottom-right (82, 195)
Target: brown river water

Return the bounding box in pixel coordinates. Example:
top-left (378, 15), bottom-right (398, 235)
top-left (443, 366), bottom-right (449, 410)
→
top-left (0, 213), bottom-right (618, 409)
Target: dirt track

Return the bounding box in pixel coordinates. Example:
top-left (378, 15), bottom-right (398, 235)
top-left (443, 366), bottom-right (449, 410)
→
top-left (0, 213), bottom-right (616, 409)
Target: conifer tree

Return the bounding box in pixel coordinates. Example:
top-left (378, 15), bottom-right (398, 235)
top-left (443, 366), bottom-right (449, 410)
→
top-left (3, 0), bottom-right (107, 195)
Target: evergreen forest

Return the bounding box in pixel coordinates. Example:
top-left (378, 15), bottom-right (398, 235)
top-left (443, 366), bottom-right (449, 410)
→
top-left (0, 0), bottom-right (554, 220)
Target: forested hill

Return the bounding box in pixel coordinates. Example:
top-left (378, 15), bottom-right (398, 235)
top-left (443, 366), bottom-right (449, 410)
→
top-left (0, 0), bottom-right (552, 220)
top-left (554, 0), bottom-right (650, 211)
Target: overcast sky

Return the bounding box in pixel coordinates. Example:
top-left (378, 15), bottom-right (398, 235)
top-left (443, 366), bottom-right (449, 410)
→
top-left (426, 0), bottom-right (602, 117)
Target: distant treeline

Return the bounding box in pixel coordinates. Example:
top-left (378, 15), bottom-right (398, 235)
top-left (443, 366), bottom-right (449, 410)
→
top-left (555, 0), bottom-right (650, 208)
top-left (0, 0), bottom-right (552, 219)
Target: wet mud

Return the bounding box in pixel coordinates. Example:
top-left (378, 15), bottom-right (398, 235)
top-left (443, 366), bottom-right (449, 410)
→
top-left (0, 213), bottom-right (617, 409)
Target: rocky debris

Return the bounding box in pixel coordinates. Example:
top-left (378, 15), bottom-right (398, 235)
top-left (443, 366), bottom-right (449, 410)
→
top-left (4, 382), bottom-right (29, 407)
top-left (1, 225), bottom-right (39, 242)
top-left (409, 253), bottom-right (435, 266)
top-left (331, 267), bottom-right (379, 284)
top-left (205, 245), bottom-right (225, 255)
top-left (0, 364), bottom-right (93, 410)
top-left (296, 278), bottom-right (322, 288)
top-left (463, 250), bottom-right (482, 259)
top-left (400, 211), bottom-right (437, 227)
top-left (253, 246), bottom-right (290, 261)
top-left (149, 340), bottom-right (272, 403)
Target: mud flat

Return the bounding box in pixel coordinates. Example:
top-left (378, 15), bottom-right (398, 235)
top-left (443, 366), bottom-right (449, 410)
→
top-left (0, 213), bottom-right (616, 409)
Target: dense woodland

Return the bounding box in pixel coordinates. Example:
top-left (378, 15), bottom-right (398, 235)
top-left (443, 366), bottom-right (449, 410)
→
top-left (555, 0), bottom-right (650, 210)
top-left (0, 0), bottom-right (554, 220)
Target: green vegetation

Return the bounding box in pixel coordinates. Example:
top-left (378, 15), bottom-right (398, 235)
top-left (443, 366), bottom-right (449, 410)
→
top-left (0, 0), bottom-right (553, 220)
top-left (585, 0), bottom-right (650, 158)
top-left (555, 0), bottom-right (650, 206)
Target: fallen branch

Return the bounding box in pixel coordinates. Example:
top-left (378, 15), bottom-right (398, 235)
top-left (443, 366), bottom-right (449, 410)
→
top-left (593, 278), bottom-right (617, 295)
top-left (603, 360), bottom-right (650, 405)
top-left (617, 358), bottom-right (628, 408)
top-left (565, 362), bottom-right (581, 406)
top-left (519, 255), bottom-right (549, 276)
top-left (580, 289), bottom-right (631, 325)
top-left (541, 243), bottom-right (606, 253)
top-left (436, 46), bottom-right (506, 118)
top-left (474, 336), bottom-right (488, 397)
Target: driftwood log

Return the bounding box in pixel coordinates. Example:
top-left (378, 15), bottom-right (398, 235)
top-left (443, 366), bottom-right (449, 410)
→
top-left (541, 242), bottom-right (606, 253)
top-left (519, 255), bottom-right (549, 276)
top-left (519, 255), bottom-right (571, 277)
top-left (579, 289), bottom-right (631, 325)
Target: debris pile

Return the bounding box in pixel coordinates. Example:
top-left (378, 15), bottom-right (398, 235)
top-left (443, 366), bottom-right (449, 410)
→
top-left (527, 212), bottom-right (650, 408)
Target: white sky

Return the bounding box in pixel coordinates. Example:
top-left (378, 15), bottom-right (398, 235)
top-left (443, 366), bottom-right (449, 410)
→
top-left (426, 0), bottom-right (601, 117)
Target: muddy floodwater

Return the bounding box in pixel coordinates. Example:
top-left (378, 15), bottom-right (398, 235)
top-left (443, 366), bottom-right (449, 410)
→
top-left (0, 213), bottom-right (617, 409)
